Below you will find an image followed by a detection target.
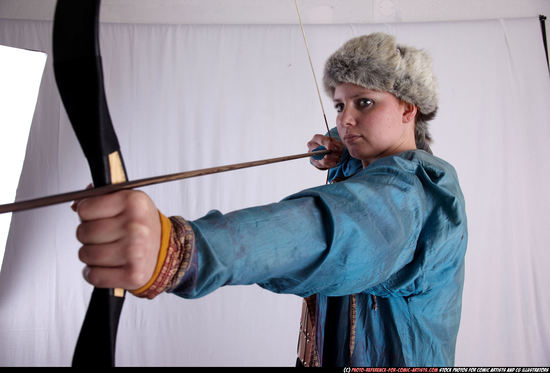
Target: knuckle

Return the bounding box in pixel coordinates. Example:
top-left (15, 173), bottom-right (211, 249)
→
top-left (85, 268), bottom-right (102, 287)
top-left (78, 246), bottom-right (88, 263)
top-left (76, 199), bottom-right (90, 219)
top-left (122, 234), bottom-right (150, 266)
top-left (124, 191), bottom-right (153, 218)
top-left (75, 224), bottom-right (86, 243)
top-left (127, 267), bottom-right (148, 288)
top-left (126, 221), bottom-right (150, 243)
top-left (125, 190), bottom-right (148, 207)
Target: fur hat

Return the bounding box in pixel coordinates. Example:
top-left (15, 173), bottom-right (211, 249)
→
top-left (322, 33), bottom-right (438, 153)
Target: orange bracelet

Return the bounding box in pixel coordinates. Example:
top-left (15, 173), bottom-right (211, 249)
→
top-left (130, 210), bottom-right (172, 297)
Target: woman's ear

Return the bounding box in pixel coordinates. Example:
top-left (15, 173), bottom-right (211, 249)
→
top-left (402, 101), bottom-right (418, 124)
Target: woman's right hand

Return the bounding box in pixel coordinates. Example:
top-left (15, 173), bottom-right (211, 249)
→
top-left (307, 134), bottom-right (344, 170)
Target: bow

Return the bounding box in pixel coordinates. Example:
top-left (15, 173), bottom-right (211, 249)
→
top-left (52, 0), bottom-right (127, 367)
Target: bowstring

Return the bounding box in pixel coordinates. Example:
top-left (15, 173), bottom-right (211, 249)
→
top-left (293, 0), bottom-right (332, 138)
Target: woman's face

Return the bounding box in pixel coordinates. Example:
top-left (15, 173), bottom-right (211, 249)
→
top-left (333, 83), bottom-right (417, 167)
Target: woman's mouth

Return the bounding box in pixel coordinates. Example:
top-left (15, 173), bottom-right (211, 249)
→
top-left (343, 134), bottom-right (362, 144)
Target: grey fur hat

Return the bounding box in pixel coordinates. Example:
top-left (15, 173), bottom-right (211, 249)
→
top-left (323, 32), bottom-right (438, 153)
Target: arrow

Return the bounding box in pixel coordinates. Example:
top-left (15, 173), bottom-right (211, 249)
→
top-left (0, 149), bottom-right (330, 215)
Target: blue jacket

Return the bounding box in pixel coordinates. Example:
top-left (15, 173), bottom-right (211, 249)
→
top-left (170, 149), bottom-right (468, 366)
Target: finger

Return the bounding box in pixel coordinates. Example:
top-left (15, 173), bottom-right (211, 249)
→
top-left (325, 151), bottom-right (343, 163)
top-left (78, 222), bottom-right (153, 265)
top-left (77, 190), bottom-right (131, 221)
top-left (310, 157), bottom-right (330, 169)
top-left (311, 145), bottom-right (328, 160)
top-left (308, 135), bottom-right (344, 153)
top-left (71, 183), bottom-right (94, 212)
top-left (311, 152), bottom-right (342, 169)
top-left (83, 265), bottom-right (149, 290)
top-left (307, 134), bottom-right (330, 151)
top-left (78, 242), bottom-right (128, 267)
top-left (326, 137), bottom-right (344, 152)
top-left (76, 215), bottom-right (126, 245)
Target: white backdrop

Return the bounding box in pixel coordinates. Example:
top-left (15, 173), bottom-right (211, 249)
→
top-left (0, 16), bottom-right (549, 366)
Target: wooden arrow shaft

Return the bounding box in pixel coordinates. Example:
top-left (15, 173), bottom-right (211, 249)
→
top-left (0, 149), bottom-right (330, 214)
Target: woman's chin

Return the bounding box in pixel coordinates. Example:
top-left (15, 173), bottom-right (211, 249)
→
top-left (348, 148), bottom-right (371, 163)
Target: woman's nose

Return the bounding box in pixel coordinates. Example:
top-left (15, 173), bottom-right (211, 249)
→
top-left (339, 106), bottom-right (357, 127)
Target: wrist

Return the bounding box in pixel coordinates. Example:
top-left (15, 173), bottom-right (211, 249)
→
top-left (130, 210), bottom-right (172, 298)
top-left (130, 212), bottom-right (196, 299)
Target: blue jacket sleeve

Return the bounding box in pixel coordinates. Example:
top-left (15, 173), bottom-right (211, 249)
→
top-left (169, 151), bottom-right (466, 299)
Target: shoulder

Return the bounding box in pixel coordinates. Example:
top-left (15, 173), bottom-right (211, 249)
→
top-left (362, 151), bottom-right (461, 191)
top-left (368, 150), bottom-right (455, 173)
top-left (346, 151), bottom-right (466, 218)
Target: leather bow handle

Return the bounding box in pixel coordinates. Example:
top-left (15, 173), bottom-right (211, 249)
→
top-left (53, 0), bottom-right (126, 366)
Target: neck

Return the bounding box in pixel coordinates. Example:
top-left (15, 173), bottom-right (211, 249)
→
top-left (361, 135), bottom-right (417, 168)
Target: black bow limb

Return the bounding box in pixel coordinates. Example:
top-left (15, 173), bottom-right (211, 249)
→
top-left (53, 0), bottom-right (127, 367)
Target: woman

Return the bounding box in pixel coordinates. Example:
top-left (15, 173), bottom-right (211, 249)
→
top-left (74, 33), bottom-right (467, 367)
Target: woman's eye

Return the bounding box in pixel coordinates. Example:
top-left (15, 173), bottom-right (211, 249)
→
top-left (334, 103), bottom-right (344, 112)
top-left (358, 98), bottom-right (374, 108)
